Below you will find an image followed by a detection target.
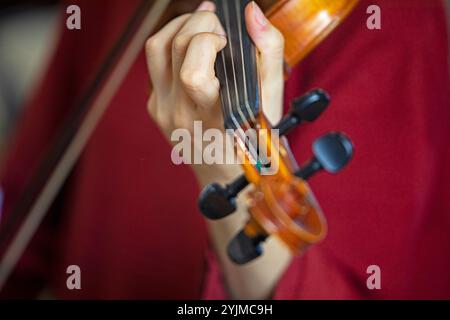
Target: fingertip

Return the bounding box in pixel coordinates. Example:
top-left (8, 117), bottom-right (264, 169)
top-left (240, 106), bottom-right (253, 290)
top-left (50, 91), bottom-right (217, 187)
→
top-left (196, 1), bottom-right (216, 12)
top-left (245, 1), bottom-right (272, 47)
top-left (246, 1), bottom-right (268, 32)
top-left (245, 2), bottom-right (284, 57)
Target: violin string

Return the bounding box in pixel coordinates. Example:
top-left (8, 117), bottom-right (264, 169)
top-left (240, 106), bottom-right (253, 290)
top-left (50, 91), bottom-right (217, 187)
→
top-left (216, 0), bottom-right (239, 131)
top-left (235, 0), bottom-right (256, 124)
top-left (234, 0), bottom-right (260, 165)
top-left (219, 0), bottom-right (261, 166)
top-left (221, 0), bottom-right (251, 130)
top-left (0, 0), bottom-right (172, 291)
top-left (227, 0), bottom-right (260, 165)
top-left (219, 51), bottom-right (240, 131)
top-left (218, 0), bottom-right (249, 156)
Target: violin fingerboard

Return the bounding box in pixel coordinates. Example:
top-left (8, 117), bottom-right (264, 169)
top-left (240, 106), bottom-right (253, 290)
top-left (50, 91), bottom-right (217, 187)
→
top-left (215, 0), bottom-right (260, 130)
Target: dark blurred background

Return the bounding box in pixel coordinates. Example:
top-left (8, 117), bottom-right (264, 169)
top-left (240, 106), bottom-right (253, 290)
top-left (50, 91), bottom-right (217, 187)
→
top-left (0, 1), bottom-right (60, 159)
top-left (0, 0), bottom-right (449, 160)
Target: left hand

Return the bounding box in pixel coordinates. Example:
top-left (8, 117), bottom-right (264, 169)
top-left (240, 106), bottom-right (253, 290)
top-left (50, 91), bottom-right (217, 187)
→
top-left (145, 0), bottom-right (285, 185)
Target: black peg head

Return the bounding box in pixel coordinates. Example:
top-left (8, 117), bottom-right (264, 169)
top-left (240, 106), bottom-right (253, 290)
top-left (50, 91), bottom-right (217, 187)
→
top-left (276, 89), bottom-right (330, 136)
top-left (291, 89), bottom-right (330, 123)
top-left (295, 132), bottom-right (354, 180)
top-left (227, 230), bottom-right (264, 265)
top-left (198, 183), bottom-right (237, 220)
top-left (313, 132), bottom-right (354, 173)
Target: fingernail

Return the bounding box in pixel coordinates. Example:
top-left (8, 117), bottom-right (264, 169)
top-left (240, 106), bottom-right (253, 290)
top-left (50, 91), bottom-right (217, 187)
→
top-left (251, 1), bottom-right (267, 27)
top-left (197, 1), bottom-right (214, 12)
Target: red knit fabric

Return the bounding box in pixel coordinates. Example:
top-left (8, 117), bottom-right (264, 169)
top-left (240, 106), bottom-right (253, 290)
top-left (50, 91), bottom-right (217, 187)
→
top-left (1, 0), bottom-right (449, 299)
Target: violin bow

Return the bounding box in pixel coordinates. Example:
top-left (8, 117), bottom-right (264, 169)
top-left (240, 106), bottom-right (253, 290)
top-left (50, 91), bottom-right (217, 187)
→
top-left (0, 0), bottom-right (172, 291)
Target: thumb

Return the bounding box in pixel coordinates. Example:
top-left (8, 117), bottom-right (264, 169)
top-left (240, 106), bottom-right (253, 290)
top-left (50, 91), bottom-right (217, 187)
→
top-left (245, 1), bottom-right (285, 124)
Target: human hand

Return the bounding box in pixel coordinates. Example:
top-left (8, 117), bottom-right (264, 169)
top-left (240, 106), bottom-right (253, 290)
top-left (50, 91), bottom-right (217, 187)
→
top-left (145, 1), bottom-right (285, 185)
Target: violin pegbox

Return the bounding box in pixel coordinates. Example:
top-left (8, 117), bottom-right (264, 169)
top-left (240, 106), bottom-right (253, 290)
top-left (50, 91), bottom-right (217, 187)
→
top-left (199, 89), bottom-right (355, 264)
top-left (199, 89), bottom-right (331, 221)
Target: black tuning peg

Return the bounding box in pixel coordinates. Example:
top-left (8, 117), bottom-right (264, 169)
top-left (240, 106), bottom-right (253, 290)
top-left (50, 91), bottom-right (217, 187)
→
top-left (227, 230), bottom-right (266, 265)
top-left (198, 89), bottom-right (330, 220)
top-left (275, 89), bottom-right (330, 135)
top-left (198, 175), bottom-right (248, 220)
top-left (295, 132), bottom-right (354, 180)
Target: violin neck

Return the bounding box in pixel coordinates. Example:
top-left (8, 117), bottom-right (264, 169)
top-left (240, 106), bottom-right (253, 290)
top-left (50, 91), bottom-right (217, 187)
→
top-left (215, 0), bottom-right (261, 131)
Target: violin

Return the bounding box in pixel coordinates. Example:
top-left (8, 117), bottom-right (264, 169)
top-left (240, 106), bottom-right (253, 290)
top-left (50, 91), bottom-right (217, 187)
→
top-left (0, 0), bottom-right (357, 289)
top-left (198, 0), bottom-right (358, 264)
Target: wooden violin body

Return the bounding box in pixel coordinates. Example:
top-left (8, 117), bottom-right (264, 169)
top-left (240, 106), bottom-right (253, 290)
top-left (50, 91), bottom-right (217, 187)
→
top-left (267, 0), bottom-right (359, 68)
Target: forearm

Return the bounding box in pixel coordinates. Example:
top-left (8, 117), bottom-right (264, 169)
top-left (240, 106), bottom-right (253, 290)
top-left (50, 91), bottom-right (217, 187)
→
top-left (195, 169), bottom-right (292, 300)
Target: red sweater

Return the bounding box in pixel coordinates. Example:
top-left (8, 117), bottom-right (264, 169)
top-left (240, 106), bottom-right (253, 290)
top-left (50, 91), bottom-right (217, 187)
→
top-left (1, 0), bottom-right (449, 299)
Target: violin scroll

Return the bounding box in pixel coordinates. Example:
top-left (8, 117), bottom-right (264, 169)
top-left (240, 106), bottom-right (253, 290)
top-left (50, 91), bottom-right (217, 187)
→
top-left (228, 131), bottom-right (354, 264)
